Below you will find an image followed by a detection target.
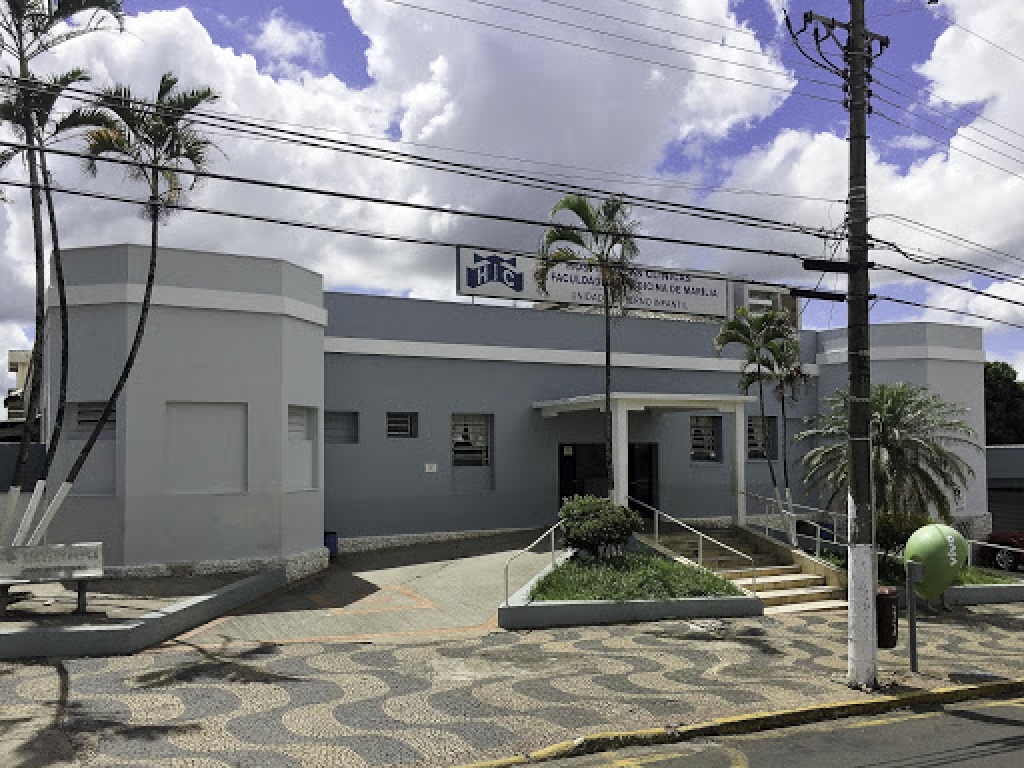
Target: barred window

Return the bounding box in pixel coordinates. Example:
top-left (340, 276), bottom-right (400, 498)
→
top-left (387, 412), bottom-right (418, 438)
top-left (690, 415), bottom-right (721, 462)
top-left (452, 414), bottom-right (492, 466)
top-left (74, 402), bottom-right (114, 438)
top-left (747, 416), bottom-right (777, 460)
top-left (324, 411), bottom-right (358, 444)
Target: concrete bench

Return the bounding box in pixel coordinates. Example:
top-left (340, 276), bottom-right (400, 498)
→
top-left (0, 576), bottom-right (102, 618)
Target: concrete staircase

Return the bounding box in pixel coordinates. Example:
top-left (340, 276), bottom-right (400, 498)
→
top-left (653, 526), bottom-right (847, 614)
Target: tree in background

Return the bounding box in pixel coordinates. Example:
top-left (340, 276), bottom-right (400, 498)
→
top-left (715, 306), bottom-right (792, 516)
top-left (984, 361), bottom-right (1024, 445)
top-left (768, 332), bottom-right (809, 516)
top-left (797, 383), bottom-right (980, 554)
top-left (535, 194), bottom-right (640, 499)
top-left (27, 71), bottom-right (219, 543)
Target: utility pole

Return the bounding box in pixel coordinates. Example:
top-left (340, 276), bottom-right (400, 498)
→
top-left (788, 1), bottom-right (889, 689)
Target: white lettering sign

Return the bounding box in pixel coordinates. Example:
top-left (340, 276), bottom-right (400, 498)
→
top-left (456, 248), bottom-right (729, 318)
top-left (0, 543), bottom-right (103, 580)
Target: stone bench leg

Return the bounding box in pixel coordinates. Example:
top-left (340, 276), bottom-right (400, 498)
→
top-left (76, 580), bottom-right (87, 614)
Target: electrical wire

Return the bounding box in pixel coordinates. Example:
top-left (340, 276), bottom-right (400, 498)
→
top-left (0, 74), bottom-right (842, 239)
top-left (377, 0), bottom-right (842, 102)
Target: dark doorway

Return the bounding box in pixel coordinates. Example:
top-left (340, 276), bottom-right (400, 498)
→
top-left (558, 443), bottom-right (659, 512)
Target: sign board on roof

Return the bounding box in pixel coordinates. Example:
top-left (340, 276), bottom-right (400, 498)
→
top-left (456, 247), bottom-right (729, 318)
top-left (0, 542), bottom-right (103, 580)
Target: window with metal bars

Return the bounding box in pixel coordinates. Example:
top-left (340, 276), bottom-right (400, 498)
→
top-left (74, 402), bottom-right (114, 438)
top-left (747, 416), bottom-right (777, 460)
top-left (452, 414), bottom-right (492, 466)
top-left (690, 415), bottom-right (721, 462)
top-left (386, 412), bottom-right (418, 438)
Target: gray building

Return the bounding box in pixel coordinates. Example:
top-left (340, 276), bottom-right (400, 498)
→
top-left (0, 245), bottom-right (990, 572)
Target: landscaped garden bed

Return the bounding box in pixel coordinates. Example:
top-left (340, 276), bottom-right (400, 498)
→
top-left (530, 552), bottom-right (742, 602)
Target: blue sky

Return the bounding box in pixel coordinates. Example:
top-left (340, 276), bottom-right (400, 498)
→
top-left (2, 0), bottom-right (1023, 391)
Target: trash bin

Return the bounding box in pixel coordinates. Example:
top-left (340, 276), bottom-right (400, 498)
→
top-left (324, 531), bottom-right (339, 557)
top-left (876, 586), bottom-right (899, 649)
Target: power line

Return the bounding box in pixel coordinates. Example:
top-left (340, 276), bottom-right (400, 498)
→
top-left (0, 74), bottom-right (841, 239)
top-left (874, 294), bottom-right (1024, 331)
top-left (872, 79), bottom-right (1024, 159)
top-left (0, 139), bottom-right (836, 257)
top-left (601, 0), bottom-right (762, 41)
top-left (874, 261), bottom-right (1024, 313)
top-left (873, 110), bottom-right (1024, 183)
top-left (378, 0), bottom-right (842, 102)
top-left (870, 212), bottom-right (1024, 267)
top-left (872, 92), bottom-right (1024, 167)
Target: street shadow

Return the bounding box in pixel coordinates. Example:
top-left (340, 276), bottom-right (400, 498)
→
top-left (11, 660), bottom-right (202, 768)
top-left (232, 568), bottom-right (381, 616)
top-left (337, 528), bottom-right (547, 571)
top-left (133, 639), bottom-right (299, 689)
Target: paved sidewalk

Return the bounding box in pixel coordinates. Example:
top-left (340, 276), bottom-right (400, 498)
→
top-left (2, 603), bottom-right (1023, 767)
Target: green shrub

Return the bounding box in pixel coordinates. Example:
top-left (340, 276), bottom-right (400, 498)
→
top-left (558, 495), bottom-right (643, 559)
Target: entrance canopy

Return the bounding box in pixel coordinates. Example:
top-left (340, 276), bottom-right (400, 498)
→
top-left (533, 392), bottom-right (757, 523)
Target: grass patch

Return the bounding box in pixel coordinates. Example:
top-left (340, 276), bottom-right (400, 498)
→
top-left (529, 553), bottom-right (743, 602)
top-left (816, 551), bottom-right (1017, 586)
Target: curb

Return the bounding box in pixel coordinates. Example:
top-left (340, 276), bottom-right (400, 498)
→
top-left (455, 678), bottom-right (1024, 767)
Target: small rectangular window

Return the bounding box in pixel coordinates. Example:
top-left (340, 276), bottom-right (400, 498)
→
top-left (690, 415), bottom-right (721, 462)
top-left (324, 411), bottom-right (358, 444)
top-left (452, 414), bottom-right (492, 466)
top-left (288, 405), bottom-right (312, 440)
top-left (747, 416), bottom-right (777, 460)
top-left (387, 412), bottom-right (418, 438)
top-left (74, 402), bottom-right (114, 438)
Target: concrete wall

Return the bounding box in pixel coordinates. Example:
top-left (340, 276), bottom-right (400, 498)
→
top-left (42, 245), bottom-right (326, 567)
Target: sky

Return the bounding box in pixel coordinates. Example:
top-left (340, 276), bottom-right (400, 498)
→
top-left (3, 0), bottom-right (1024, 408)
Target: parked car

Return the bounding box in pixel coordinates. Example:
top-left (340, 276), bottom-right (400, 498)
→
top-left (977, 532), bottom-right (1024, 571)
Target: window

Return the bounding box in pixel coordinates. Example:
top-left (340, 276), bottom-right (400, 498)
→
top-left (747, 416), bottom-right (778, 460)
top-left (690, 415), bottom-right (722, 462)
top-left (324, 411), bottom-right (358, 444)
top-left (287, 405), bottom-right (317, 491)
top-left (387, 412), bottom-right (418, 438)
top-left (452, 414), bottom-right (492, 466)
top-left (73, 402), bottom-right (114, 438)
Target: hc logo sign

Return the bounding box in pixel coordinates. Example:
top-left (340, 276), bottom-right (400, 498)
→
top-left (466, 253), bottom-right (524, 291)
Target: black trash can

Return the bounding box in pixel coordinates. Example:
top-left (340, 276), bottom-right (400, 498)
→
top-left (876, 586), bottom-right (899, 649)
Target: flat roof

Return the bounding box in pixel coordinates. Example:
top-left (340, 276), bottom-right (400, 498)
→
top-left (533, 392), bottom-right (756, 417)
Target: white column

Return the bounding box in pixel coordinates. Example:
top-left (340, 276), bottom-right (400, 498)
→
top-left (611, 400), bottom-right (629, 507)
top-left (733, 404), bottom-right (746, 526)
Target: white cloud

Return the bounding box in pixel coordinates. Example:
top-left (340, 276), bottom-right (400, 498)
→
top-left (247, 8), bottom-right (326, 78)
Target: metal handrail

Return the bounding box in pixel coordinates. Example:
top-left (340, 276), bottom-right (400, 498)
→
top-left (629, 496), bottom-right (756, 594)
top-left (742, 490), bottom-right (847, 555)
top-left (965, 539), bottom-right (1024, 569)
top-left (504, 521), bottom-right (564, 606)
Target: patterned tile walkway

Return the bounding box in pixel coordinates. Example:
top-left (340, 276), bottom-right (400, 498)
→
top-left (3, 603), bottom-right (1023, 767)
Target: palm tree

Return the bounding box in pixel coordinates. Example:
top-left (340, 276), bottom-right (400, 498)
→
top-left (797, 383), bottom-right (980, 553)
top-left (767, 331), bottom-right (809, 517)
top-left (535, 194), bottom-right (640, 498)
top-left (0, 0), bottom-right (122, 530)
top-left (715, 306), bottom-right (791, 517)
top-left (28, 71), bottom-right (219, 543)
top-left (0, 69), bottom-right (111, 543)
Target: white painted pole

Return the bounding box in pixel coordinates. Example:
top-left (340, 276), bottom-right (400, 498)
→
top-left (611, 401), bottom-right (629, 508)
top-left (847, 493), bottom-right (878, 688)
top-left (11, 479), bottom-right (46, 546)
top-left (27, 481), bottom-right (71, 546)
top-left (733, 405), bottom-right (746, 526)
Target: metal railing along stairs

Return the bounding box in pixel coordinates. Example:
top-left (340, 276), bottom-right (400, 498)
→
top-left (503, 521), bottom-right (564, 606)
top-left (742, 490), bottom-right (847, 558)
top-left (628, 496), bottom-right (756, 593)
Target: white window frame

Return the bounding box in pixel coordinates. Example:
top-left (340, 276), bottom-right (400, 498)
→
top-left (690, 415), bottom-right (722, 463)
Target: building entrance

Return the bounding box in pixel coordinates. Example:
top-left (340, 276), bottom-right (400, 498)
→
top-left (558, 443), bottom-right (658, 512)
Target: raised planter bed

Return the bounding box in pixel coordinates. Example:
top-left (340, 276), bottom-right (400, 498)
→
top-left (498, 546), bottom-right (763, 631)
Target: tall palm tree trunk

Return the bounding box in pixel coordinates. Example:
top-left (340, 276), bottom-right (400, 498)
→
top-left (29, 190), bottom-right (161, 544)
top-left (603, 281), bottom-right (614, 500)
top-left (11, 141), bottom-right (71, 545)
top-left (37, 142), bottom-right (68, 481)
top-left (6, 45), bottom-right (49, 533)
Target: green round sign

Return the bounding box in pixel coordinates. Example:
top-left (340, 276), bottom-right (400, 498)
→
top-left (903, 524), bottom-right (968, 600)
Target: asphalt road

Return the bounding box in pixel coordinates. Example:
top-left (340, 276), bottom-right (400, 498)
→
top-left (549, 697), bottom-right (1024, 768)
